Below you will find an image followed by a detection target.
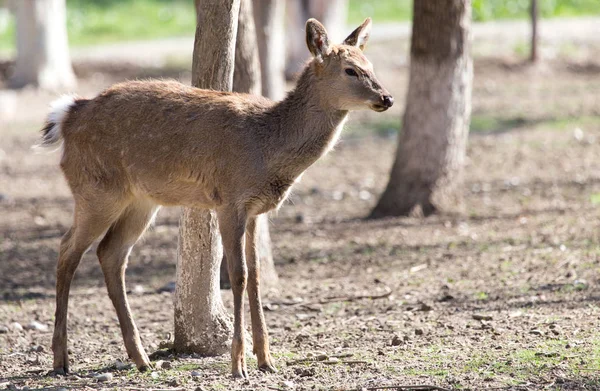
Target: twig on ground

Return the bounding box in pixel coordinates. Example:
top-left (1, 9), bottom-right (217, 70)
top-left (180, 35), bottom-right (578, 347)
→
top-left (126, 388), bottom-right (186, 391)
top-left (266, 387), bottom-right (287, 391)
top-left (345, 385), bottom-right (451, 391)
top-left (273, 287), bottom-right (393, 309)
top-left (287, 353), bottom-right (354, 365)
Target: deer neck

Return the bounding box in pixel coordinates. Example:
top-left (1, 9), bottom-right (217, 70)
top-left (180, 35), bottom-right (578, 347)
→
top-left (266, 65), bottom-right (348, 180)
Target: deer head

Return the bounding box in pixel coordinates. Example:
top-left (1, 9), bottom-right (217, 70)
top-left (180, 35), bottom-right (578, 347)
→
top-left (305, 17), bottom-right (394, 112)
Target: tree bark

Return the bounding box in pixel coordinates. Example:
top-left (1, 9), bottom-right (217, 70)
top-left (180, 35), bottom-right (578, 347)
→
top-left (233, 0), bottom-right (262, 96)
top-left (252, 0), bottom-right (286, 100)
top-left (222, 0), bottom-right (279, 290)
top-left (370, 0), bottom-right (473, 218)
top-left (174, 0), bottom-right (240, 355)
top-left (530, 0), bottom-right (538, 62)
top-left (10, 0), bottom-right (76, 90)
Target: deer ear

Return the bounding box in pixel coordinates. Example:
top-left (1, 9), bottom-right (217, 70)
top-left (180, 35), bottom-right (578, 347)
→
top-left (343, 17), bottom-right (372, 51)
top-left (306, 18), bottom-right (330, 60)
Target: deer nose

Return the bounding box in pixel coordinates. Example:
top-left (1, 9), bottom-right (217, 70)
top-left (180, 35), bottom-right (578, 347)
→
top-left (382, 95), bottom-right (394, 108)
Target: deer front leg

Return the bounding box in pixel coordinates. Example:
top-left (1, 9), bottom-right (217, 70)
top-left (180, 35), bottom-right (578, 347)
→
top-left (245, 216), bottom-right (276, 373)
top-left (217, 207), bottom-right (248, 379)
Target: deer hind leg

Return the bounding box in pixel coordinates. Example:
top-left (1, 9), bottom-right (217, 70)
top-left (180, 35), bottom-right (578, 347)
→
top-left (217, 207), bottom-right (248, 379)
top-left (96, 199), bottom-right (160, 372)
top-left (52, 201), bottom-right (127, 375)
top-left (245, 216), bottom-right (276, 373)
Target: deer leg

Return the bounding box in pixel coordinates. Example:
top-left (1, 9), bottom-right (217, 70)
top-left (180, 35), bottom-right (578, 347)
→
top-left (217, 207), bottom-right (248, 379)
top-left (245, 216), bottom-right (276, 373)
top-left (97, 200), bottom-right (159, 372)
top-left (53, 203), bottom-right (124, 375)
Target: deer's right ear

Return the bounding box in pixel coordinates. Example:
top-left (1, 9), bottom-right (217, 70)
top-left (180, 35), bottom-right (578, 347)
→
top-left (306, 18), bottom-right (330, 60)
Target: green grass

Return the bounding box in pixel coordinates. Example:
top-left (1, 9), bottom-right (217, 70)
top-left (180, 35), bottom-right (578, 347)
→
top-left (349, 0), bottom-right (600, 23)
top-left (0, 0), bottom-right (598, 55)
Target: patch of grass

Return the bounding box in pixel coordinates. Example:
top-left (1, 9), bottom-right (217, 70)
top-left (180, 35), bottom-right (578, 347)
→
top-left (348, 0), bottom-right (412, 24)
top-left (470, 115), bottom-right (529, 134)
top-left (474, 291), bottom-right (489, 300)
top-left (176, 363), bottom-right (201, 371)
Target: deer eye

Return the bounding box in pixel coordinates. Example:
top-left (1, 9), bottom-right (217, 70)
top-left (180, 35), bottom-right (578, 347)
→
top-left (345, 68), bottom-right (358, 77)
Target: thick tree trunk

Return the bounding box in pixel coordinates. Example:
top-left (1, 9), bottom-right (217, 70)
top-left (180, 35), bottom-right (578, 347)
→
top-left (285, 0), bottom-right (348, 79)
top-left (252, 0), bottom-right (285, 100)
top-left (370, 0), bottom-right (473, 218)
top-left (530, 0), bottom-right (538, 62)
top-left (10, 0), bottom-right (76, 90)
top-left (174, 0), bottom-right (240, 355)
top-left (222, 0), bottom-right (279, 290)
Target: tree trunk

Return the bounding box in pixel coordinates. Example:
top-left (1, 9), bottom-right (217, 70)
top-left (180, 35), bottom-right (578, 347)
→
top-left (252, 0), bottom-right (285, 100)
top-left (174, 0), bottom-right (241, 355)
top-left (370, 0), bottom-right (473, 218)
top-left (233, 0), bottom-right (262, 96)
top-left (530, 0), bottom-right (538, 62)
top-left (285, 0), bottom-right (348, 79)
top-left (222, 0), bottom-right (279, 290)
top-left (10, 0), bottom-right (76, 90)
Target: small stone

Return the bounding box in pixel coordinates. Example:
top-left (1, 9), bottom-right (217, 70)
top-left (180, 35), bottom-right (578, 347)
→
top-left (156, 360), bottom-right (172, 370)
top-left (391, 335), bottom-right (407, 346)
top-left (414, 328), bottom-right (424, 336)
top-left (95, 373), bottom-right (113, 382)
top-left (323, 357), bottom-right (339, 364)
top-left (282, 380), bottom-right (295, 389)
top-left (530, 329), bottom-right (544, 336)
top-left (157, 281), bottom-right (176, 293)
top-left (294, 367), bottom-right (315, 377)
top-left (115, 360), bottom-right (130, 370)
top-left (10, 322), bottom-right (23, 331)
top-left (26, 321), bottom-right (49, 332)
top-left (132, 285), bottom-right (145, 295)
top-left (473, 314), bottom-right (493, 321)
top-left (29, 345), bottom-right (44, 352)
top-left (150, 371), bottom-right (159, 379)
top-left (191, 370), bottom-right (201, 377)
top-left (0, 326), bottom-right (8, 334)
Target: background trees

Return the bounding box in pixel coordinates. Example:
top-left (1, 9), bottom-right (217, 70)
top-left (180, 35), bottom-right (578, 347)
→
top-left (370, 0), bottom-right (473, 218)
top-left (10, 0), bottom-right (76, 89)
top-left (173, 0), bottom-right (240, 355)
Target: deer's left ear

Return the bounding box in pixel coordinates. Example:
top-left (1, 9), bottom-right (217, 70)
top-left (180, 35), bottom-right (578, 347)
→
top-left (343, 17), bottom-right (372, 51)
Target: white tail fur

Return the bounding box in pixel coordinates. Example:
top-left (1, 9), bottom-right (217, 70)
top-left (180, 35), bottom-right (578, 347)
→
top-left (34, 94), bottom-right (78, 150)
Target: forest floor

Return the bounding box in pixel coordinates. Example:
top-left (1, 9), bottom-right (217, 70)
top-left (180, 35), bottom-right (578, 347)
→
top-left (1, 21), bottom-right (600, 391)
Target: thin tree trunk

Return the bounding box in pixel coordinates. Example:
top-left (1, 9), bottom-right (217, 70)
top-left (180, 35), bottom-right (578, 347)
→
top-left (530, 0), bottom-right (538, 62)
top-left (253, 0), bottom-right (285, 100)
top-left (174, 0), bottom-right (241, 355)
top-left (10, 0), bottom-right (76, 90)
top-left (233, 0), bottom-right (262, 96)
top-left (370, 0), bottom-right (473, 218)
top-left (221, 0), bottom-right (279, 290)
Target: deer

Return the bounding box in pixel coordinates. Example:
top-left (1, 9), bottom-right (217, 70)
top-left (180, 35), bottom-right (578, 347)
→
top-left (39, 17), bottom-right (393, 378)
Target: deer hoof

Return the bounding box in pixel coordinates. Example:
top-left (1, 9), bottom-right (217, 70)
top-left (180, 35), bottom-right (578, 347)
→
top-left (259, 362), bottom-right (277, 373)
top-left (137, 363), bottom-right (151, 372)
top-left (49, 367), bottom-right (68, 377)
top-left (231, 368), bottom-right (248, 379)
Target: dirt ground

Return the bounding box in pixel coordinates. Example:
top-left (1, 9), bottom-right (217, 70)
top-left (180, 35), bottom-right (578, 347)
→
top-left (1, 24), bottom-right (600, 391)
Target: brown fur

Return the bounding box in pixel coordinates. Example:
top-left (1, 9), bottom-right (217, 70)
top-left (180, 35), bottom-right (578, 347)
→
top-left (44, 18), bottom-right (392, 377)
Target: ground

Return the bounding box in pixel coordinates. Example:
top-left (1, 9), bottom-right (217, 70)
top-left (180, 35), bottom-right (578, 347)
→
top-left (1, 20), bottom-right (600, 391)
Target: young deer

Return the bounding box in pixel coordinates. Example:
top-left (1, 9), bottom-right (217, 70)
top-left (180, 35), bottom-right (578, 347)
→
top-left (40, 18), bottom-right (392, 378)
